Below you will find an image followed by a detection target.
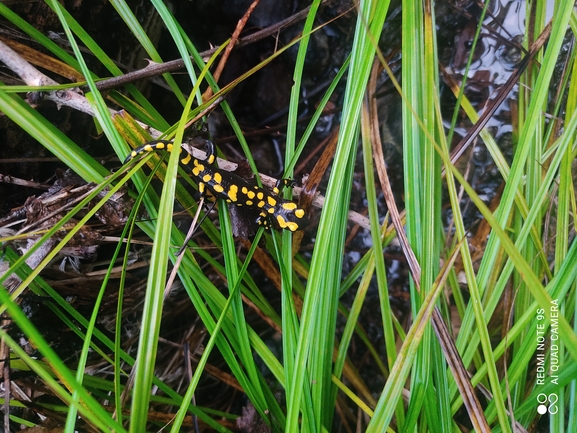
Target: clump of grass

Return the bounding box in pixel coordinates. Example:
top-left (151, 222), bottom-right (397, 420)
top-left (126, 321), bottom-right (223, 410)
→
top-left (0, 1), bottom-right (575, 432)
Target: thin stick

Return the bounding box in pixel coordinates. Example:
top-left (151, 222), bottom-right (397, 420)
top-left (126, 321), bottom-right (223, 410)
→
top-left (164, 197), bottom-right (205, 300)
top-left (202, 0), bottom-right (261, 101)
top-left (95, 4), bottom-right (318, 92)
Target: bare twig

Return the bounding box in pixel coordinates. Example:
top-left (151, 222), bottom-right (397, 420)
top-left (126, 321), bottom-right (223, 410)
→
top-left (0, 38), bottom-right (163, 137)
top-left (94, 4), bottom-right (317, 92)
top-left (0, 39), bottom-right (94, 116)
top-left (0, 173), bottom-right (50, 190)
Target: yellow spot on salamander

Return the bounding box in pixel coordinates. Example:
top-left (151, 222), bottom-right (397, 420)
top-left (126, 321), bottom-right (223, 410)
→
top-left (257, 191), bottom-right (264, 200)
top-left (282, 202), bottom-right (297, 210)
top-left (213, 184), bottom-right (224, 193)
top-left (295, 209), bottom-right (305, 218)
top-left (143, 144), bottom-right (154, 152)
top-left (257, 201), bottom-right (265, 208)
top-left (276, 215), bottom-right (298, 232)
top-left (228, 184), bottom-right (238, 202)
top-left (247, 190), bottom-right (256, 199)
top-left (199, 182), bottom-right (205, 194)
top-left (203, 174), bottom-right (212, 183)
top-left (180, 152), bottom-right (191, 165)
top-left (267, 196), bottom-right (277, 206)
top-left (192, 161), bottom-right (204, 177)
top-left (242, 186), bottom-right (249, 195)
top-left (207, 154), bottom-right (216, 164)
top-left (268, 208), bottom-right (275, 214)
top-left (213, 172), bottom-right (222, 184)
top-left (246, 200), bottom-right (253, 206)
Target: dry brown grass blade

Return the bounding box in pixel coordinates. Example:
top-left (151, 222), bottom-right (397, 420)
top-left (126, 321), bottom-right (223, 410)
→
top-left (0, 36), bottom-right (84, 81)
top-left (366, 61), bottom-right (420, 282)
top-left (443, 20), bottom-right (552, 168)
top-left (366, 60), bottom-right (491, 431)
top-left (300, 127), bottom-right (339, 209)
top-left (202, 0), bottom-right (261, 102)
top-left (296, 126), bottom-right (370, 230)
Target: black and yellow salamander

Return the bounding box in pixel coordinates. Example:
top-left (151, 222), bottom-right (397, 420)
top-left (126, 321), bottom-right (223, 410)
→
top-left (124, 140), bottom-right (308, 232)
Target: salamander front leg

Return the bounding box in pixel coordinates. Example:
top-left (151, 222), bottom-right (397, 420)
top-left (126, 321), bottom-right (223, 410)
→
top-left (272, 178), bottom-right (296, 195)
top-left (255, 212), bottom-right (271, 230)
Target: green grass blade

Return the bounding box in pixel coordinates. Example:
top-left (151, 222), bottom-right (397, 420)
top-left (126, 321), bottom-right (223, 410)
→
top-left (0, 88), bottom-right (107, 182)
top-left (285, 1), bottom-right (389, 430)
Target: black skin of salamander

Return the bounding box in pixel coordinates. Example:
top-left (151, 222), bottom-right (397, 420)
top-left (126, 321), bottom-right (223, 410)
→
top-left (124, 140), bottom-right (308, 232)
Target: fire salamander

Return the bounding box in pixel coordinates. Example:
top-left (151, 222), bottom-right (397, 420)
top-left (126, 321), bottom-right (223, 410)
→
top-left (124, 140), bottom-right (308, 232)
